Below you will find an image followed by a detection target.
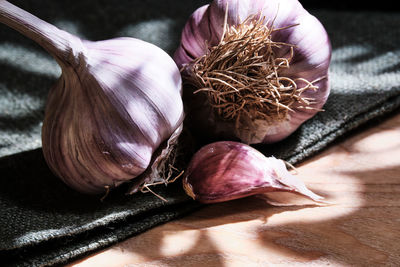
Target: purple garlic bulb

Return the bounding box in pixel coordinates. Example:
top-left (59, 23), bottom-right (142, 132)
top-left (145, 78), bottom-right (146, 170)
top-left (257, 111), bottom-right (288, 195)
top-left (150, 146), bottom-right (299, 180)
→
top-left (175, 0), bottom-right (331, 144)
top-left (183, 141), bottom-right (323, 204)
top-left (0, 1), bottom-right (184, 194)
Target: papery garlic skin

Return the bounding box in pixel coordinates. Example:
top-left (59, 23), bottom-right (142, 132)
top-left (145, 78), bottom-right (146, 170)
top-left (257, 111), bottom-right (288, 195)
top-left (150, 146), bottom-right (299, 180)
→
top-left (183, 141), bottom-right (323, 203)
top-left (0, 1), bottom-right (184, 194)
top-left (175, 0), bottom-right (331, 144)
top-left (43, 38), bottom-right (184, 194)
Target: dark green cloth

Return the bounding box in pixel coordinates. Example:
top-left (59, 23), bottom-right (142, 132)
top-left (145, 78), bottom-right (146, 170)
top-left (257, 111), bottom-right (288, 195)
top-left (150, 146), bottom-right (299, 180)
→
top-left (1, 1), bottom-right (400, 266)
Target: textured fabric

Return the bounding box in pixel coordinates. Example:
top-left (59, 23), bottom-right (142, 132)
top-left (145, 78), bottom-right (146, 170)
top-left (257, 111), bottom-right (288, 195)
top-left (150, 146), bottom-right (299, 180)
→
top-left (1, 0), bottom-right (400, 266)
top-left (0, 149), bottom-right (200, 266)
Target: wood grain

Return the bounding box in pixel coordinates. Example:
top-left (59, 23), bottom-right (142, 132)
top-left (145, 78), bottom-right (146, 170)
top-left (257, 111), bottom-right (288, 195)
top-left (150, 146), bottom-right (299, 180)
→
top-left (70, 112), bottom-right (400, 267)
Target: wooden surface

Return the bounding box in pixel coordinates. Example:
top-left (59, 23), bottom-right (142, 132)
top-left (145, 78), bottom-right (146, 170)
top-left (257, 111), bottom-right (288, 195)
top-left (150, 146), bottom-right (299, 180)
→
top-left (70, 112), bottom-right (400, 267)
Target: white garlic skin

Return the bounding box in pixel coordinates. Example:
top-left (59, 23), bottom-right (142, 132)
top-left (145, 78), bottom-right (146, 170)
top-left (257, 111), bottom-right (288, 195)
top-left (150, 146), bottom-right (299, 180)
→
top-left (174, 0), bottom-right (331, 144)
top-left (42, 38), bottom-right (184, 194)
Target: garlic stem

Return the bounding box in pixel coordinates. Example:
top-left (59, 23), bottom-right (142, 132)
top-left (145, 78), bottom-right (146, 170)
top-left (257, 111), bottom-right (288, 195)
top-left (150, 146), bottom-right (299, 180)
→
top-left (0, 0), bottom-right (82, 67)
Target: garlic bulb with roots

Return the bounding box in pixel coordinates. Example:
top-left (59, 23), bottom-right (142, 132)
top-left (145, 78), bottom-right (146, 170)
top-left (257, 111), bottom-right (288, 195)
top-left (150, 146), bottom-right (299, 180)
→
top-left (0, 1), bottom-right (184, 194)
top-left (174, 0), bottom-right (331, 144)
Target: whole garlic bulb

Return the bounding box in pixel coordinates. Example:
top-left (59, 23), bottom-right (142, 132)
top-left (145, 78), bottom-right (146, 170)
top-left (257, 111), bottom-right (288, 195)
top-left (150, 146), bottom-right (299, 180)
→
top-left (0, 1), bottom-right (184, 194)
top-left (175, 0), bottom-right (331, 144)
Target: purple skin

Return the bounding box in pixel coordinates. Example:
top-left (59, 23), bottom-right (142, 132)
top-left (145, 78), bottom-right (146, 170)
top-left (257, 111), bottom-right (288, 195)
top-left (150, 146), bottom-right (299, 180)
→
top-left (42, 38), bottom-right (183, 194)
top-left (174, 0), bottom-right (332, 144)
top-left (0, 1), bottom-right (184, 194)
top-left (183, 141), bottom-right (323, 204)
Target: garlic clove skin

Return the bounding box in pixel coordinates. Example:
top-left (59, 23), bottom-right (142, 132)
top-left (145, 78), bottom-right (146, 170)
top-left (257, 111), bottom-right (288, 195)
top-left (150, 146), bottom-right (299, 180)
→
top-left (174, 0), bottom-right (331, 144)
top-left (0, 1), bottom-right (184, 194)
top-left (183, 141), bottom-right (323, 204)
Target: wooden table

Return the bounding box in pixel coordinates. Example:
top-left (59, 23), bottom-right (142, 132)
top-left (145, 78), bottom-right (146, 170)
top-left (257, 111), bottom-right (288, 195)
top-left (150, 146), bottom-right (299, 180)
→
top-left (70, 112), bottom-right (400, 266)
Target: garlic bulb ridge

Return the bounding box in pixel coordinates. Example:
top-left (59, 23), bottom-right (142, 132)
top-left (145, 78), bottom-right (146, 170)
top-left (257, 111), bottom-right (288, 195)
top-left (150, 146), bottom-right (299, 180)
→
top-left (175, 0), bottom-right (331, 144)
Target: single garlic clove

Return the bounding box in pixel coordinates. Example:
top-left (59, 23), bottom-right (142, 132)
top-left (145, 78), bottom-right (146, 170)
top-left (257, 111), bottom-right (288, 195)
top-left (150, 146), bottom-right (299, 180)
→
top-left (183, 141), bottom-right (323, 204)
top-left (0, 1), bottom-right (184, 194)
top-left (174, 0), bottom-right (331, 144)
